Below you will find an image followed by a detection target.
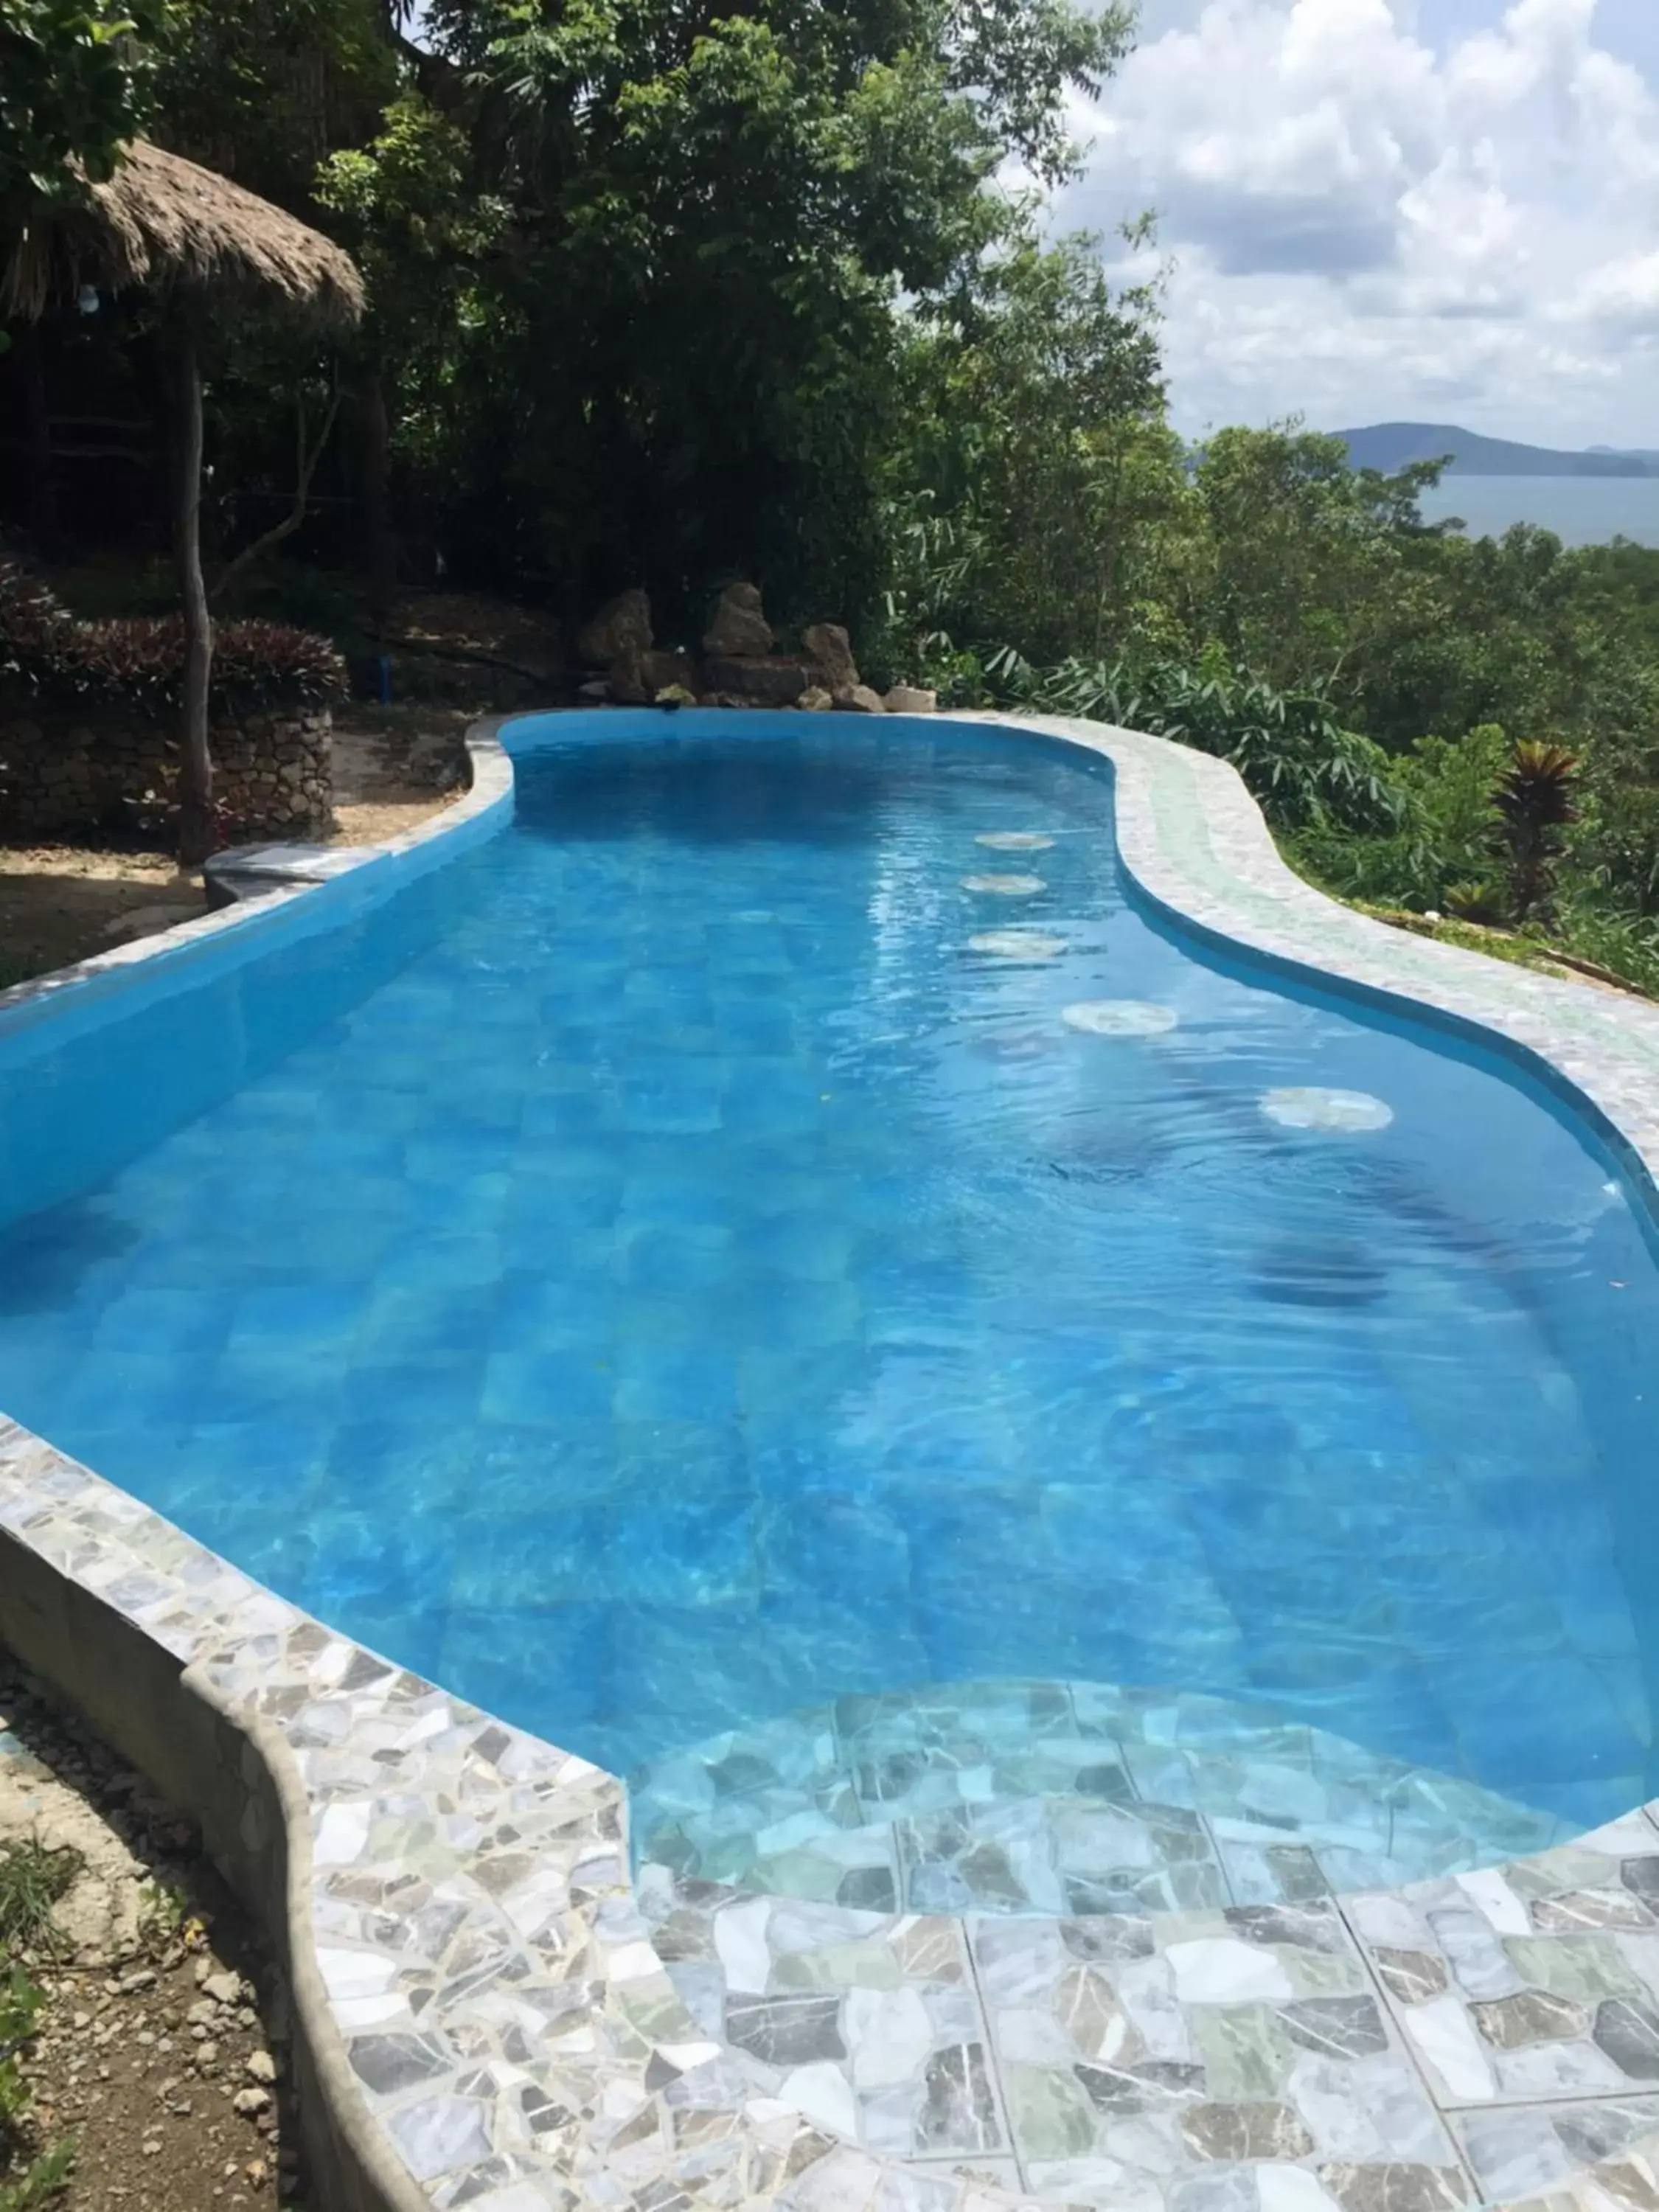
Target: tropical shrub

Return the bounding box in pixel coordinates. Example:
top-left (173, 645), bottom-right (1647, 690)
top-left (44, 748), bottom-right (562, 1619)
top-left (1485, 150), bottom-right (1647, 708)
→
top-left (987, 644), bottom-right (1405, 834)
top-left (0, 561), bottom-right (347, 717)
top-left (1290, 723), bottom-right (1509, 911)
top-left (1498, 740), bottom-right (1579, 921)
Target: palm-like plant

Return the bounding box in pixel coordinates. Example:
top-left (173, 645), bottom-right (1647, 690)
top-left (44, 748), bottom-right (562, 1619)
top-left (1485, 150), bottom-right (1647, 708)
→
top-left (1496, 740), bottom-right (1579, 921)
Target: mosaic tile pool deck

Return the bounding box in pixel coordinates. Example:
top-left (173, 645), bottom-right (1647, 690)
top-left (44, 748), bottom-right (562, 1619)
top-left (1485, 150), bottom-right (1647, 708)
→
top-left (2, 709), bottom-right (1659, 2212)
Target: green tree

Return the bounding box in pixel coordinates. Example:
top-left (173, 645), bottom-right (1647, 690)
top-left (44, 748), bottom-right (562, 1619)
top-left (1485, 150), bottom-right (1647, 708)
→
top-left (149, 0), bottom-right (394, 208)
top-left (1188, 422), bottom-right (1448, 692)
top-left (0, 0), bottom-right (167, 210)
top-left (880, 230), bottom-right (1172, 674)
top-left (1, 0), bottom-right (170, 551)
top-left (400, 0), bottom-right (1135, 624)
top-left (317, 91), bottom-right (509, 629)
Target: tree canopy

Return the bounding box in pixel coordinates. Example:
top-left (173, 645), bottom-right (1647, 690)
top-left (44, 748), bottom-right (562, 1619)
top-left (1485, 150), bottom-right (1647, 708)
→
top-left (4, 0), bottom-right (1659, 987)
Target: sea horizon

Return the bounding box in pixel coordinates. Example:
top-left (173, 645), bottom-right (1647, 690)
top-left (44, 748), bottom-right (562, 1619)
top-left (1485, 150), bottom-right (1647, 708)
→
top-left (1416, 475), bottom-right (1659, 548)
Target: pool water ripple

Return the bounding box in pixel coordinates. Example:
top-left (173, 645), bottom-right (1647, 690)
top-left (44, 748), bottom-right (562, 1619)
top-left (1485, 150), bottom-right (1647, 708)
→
top-left (0, 725), bottom-right (1655, 1846)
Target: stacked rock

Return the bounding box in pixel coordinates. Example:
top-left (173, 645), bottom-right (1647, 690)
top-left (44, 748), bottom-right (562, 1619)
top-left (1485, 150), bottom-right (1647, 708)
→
top-left (570, 580), bottom-right (936, 712)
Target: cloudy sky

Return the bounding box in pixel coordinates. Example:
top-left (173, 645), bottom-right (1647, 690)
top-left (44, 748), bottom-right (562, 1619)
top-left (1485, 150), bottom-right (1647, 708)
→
top-left (1064, 0), bottom-right (1659, 445)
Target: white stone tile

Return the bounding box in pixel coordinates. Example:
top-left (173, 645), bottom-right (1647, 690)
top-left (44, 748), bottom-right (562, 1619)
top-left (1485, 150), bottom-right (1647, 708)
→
top-left (1401, 1992), bottom-right (1498, 2101)
top-left (316, 1945), bottom-right (398, 2000)
top-left (714, 1896), bottom-right (776, 1994)
top-left (778, 2059), bottom-right (860, 2138)
top-left (1256, 2168), bottom-right (1343, 2212)
top-left (846, 1987), bottom-right (936, 2091)
top-left (1164, 1937), bottom-right (1294, 2003)
top-left (1455, 1867), bottom-right (1531, 1935)
top-left (314, 1800), bottom-right (372, 1867)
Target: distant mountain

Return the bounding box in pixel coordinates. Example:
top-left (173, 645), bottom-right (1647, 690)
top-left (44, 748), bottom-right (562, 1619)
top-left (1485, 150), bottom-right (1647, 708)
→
top-left (1334, 422), bottom-right (1658, 478)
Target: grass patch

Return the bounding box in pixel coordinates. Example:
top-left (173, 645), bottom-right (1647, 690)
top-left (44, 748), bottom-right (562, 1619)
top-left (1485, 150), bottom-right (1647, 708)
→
top-left (1281, 836), bottom-right (1659, 1001)
top-left (0, 1846), bottom-right (81, 1963)
top-left (0, 2136), bottom-right (74, 2212)
top-left (1355, 903), bottom-right (1659, 998)
top-left (0, 1967), bottom-right (74, 2212)
top-left (1354, 905), bottom-right (1551, 970)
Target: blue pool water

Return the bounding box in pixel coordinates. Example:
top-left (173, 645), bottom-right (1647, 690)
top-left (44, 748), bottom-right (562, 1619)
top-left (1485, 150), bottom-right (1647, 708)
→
top-left (1, 714), bottom-right (1657, 1831)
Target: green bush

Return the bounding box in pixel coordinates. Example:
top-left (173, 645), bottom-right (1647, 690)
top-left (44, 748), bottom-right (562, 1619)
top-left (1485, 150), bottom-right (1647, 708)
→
top-left (989, 645), bottom-right (1405, 835)
top-left (1289, 723), bottom-right (1509, 910)
top-left (0, 560), bottom-right (347, 720)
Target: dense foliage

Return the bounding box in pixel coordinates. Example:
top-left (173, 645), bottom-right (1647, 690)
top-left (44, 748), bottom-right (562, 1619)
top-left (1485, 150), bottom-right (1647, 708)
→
top-left (0, 0), bottom-right (167, 209)
top-left (4, 0), bottom-right (1659, 984)
top-left (0, 560), bottom-right (347, 713)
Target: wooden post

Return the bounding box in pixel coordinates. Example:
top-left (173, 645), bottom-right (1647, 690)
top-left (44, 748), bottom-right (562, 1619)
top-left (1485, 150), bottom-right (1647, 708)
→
top-left (169, 310), bottom-right (215, 865)
top-left (361, 361), bottom-right (397, 641)
top-left (17, 323), bottom-right (63, 560)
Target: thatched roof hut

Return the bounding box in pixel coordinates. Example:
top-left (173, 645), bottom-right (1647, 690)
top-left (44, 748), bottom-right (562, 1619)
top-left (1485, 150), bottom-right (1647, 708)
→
top-left (3, 141), bottom-right (364, 863)
top-left (3, 139), bottom-right (364, 328)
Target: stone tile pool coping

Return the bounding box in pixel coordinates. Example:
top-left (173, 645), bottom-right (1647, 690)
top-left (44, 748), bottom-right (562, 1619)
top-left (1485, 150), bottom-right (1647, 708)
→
top-left (0, 707), bottom-right (1657, 2212)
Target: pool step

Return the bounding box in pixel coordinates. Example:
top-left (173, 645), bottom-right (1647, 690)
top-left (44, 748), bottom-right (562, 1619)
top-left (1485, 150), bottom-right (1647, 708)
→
top-left (629, 1677), bottom-right (1573, 1913)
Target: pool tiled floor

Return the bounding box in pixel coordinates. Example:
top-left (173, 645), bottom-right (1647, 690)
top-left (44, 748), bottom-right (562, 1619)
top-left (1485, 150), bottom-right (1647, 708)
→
top-left (630, 1681), bottom-right (1576, 1917)
top-left (629, 1683), bottom-right (1618, 2204)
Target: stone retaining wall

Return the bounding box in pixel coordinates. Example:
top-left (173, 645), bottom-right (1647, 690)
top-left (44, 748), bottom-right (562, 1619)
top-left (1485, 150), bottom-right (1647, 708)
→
top-left (0, 702), bottom-right (333, 841)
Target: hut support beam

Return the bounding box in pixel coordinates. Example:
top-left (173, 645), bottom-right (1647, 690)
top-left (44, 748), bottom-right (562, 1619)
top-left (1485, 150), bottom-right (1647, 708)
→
top-left (168, 315), bottom-right (215, 866)
top-left (361, 363), bottom-right (397, 641)
top-left (18, 324), bottom-right (63, 559)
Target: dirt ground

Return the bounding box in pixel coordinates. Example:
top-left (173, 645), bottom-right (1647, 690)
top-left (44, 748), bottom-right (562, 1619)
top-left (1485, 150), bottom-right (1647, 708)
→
top-left (0, 709), bottom-right (470, 992)
top-left (327, 706), bottom-right (471, 846)
top-left (0, 1652), bottom-right (305, 2212)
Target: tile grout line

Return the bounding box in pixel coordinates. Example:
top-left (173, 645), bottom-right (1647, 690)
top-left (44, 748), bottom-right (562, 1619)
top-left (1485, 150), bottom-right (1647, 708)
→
top-left (1332, 1888), bottom-right (1487, 2205)
top-left (1197, 1806), bottom-right (1242, 1910)
top-left (1439, 2084), bottom-right (1659, 2120)
top-left (960, 1911), bottom-right (1026, 2194)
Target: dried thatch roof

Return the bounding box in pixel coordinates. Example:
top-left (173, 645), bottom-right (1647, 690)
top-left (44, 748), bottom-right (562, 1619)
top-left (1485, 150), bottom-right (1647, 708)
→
top-left (3, 139), bottom-right (364, 329)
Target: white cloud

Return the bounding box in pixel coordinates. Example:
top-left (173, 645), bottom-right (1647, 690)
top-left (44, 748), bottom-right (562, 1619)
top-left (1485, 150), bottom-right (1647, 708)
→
top-left (1569, 250), bottom-right (1659, 330)
top-left (1063, 0), bottom-right (1659, 444)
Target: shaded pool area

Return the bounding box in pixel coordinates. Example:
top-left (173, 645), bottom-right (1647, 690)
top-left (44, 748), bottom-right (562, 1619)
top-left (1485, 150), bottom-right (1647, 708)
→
top-left (0, 714), bottom-right (1656, 1866)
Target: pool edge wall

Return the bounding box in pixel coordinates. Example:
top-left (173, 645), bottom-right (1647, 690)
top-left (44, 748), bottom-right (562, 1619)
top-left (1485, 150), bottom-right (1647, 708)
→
top-left (0, 1497), bottom-right (428, 2212)
top-left (1, 706), bottom-right (1659, 2212)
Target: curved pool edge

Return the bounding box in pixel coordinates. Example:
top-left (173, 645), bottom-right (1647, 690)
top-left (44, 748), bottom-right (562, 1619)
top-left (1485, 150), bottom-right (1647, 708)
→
top-left (1, 707), bottom-right (1658, 2212)
top-left (970, 709), bottom-right (1659, 1208)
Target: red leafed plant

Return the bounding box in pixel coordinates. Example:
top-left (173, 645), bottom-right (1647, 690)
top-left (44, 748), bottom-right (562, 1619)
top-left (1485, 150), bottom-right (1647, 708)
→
top-left (0, 560), bottom-right (346, 718)
top-left (1496, 740), bottom-right (1579, 922)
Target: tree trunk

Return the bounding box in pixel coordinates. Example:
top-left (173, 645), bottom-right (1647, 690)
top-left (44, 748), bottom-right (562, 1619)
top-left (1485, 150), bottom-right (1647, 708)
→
top-left (169, 316), bottom-right (215, 866)
top-left (17, 323), bottom-right (63, 560)
top-left (361, 364), bottom-right (397, 641)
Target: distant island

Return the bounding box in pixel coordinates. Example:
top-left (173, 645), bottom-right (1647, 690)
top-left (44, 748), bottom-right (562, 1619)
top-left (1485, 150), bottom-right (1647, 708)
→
top-left (1335, 422), bottom-right (1658, 478)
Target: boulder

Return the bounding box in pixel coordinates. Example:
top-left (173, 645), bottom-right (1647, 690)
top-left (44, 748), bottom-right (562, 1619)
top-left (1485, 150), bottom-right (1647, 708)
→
top-left (644, 647), bottom-right (698, 693)
top-left (577, 677), bottom-right (612, 704)
top-left (576, 588), bottom-right (652, 667)
top-left (702, 654), bottom-right (811, 706)
top-left (883, 684), bottom-right (938, 714)
top-left (803, 622), bottom-right (860, 694)
top-left (798, 686), bottom-right (834, 711)
top-left (703, 581), bottom-right (773, 658)
top-left (837, 684), bottom-right (887, 714)
top-left (606, 644), bottom-right (653, 706)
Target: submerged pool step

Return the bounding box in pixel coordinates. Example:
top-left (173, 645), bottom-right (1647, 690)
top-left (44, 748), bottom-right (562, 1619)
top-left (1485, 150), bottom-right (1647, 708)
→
top-left (628, 1677), bottom-right (1573, 1914)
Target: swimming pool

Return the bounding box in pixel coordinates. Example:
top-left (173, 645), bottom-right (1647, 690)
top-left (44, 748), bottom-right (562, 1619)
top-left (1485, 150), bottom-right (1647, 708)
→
top-left (1, 712), bottom-right (1655, 1865)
